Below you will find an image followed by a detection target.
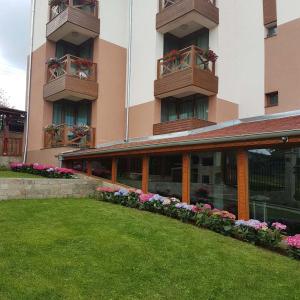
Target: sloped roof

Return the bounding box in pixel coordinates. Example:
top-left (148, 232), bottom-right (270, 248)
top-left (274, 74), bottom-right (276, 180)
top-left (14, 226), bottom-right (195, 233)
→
top-left (61, 114), bottom-right (300, 158)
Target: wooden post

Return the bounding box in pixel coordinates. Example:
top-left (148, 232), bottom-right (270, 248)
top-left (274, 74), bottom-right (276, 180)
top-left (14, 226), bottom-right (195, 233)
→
top-left (190, 45), bottom-right (195, 68)
top-left (111, 158), bottom-right (117, 183)
top-left (182, 153), bottom-right (191, 204)
top-left (237, 150), bottom-right (250, 220)
top-left (142, 156), bottom-right (149, 193)
top-left (86, 160), bottom-right (92, 176)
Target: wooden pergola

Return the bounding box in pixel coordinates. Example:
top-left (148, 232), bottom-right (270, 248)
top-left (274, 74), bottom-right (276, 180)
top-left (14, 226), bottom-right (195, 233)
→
top-left (0, 107), bottom-right (26, 157)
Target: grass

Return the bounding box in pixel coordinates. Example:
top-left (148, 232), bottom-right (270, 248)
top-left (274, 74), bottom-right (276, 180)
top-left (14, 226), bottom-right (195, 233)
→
top-left (0, 199), bottom-right (299, 300)
top-left (0, 171), bottom-right (42, 179)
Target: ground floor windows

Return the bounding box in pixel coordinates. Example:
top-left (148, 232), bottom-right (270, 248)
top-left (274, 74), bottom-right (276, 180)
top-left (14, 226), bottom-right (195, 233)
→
top-left (149, 155), bottom-right (182, 199)
top-left (70, 160), bottom-right (87, 173)
top-left (249, 148), bottom-right (300, 234)
top-left (92, 159), bottom-right (112, 180)
top-left (117, 157), bottom-right (142, 189)
top-left (190, 152), bottom-right (238, 216)
top-left (67, 145), bottom-right (300, 234)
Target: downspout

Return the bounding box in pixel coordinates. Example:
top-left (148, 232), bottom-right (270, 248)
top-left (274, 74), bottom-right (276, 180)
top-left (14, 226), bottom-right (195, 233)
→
top-left (23, 0), bottom-right (36, 163)
top-left (125, 0), bottom-right (133, 142)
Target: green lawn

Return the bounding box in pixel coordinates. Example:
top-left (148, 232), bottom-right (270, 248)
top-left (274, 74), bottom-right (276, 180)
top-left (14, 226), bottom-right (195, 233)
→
top-left (0, 199), bottom-right (299, 300)
top-left (0, 171), bottom-right (42, 178)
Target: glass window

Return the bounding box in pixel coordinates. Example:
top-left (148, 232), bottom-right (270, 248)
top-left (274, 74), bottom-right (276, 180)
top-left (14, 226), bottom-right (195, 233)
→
top-left (249, 148), bottom-right (300, 234)
top-left (179, 101), bottom-right (193, 120)
top-left (117, 157), bottom-right (142, 189)
top-left (266, 26), bottom-right (278, 38)
top-left (266, 92), bottom-right (278, 107)
top-left (52, 101), bottom-right (91, 126)
top-left (71, 160), bottom-right (87, 172)
top-left (149, 155), bottom-right (182, 199)
top-left (92, 158), bottom-right (112, 180)
top-left (161, 95), bottom-right (208, 122)
top-left (190, 152), bottom-right (238, 216)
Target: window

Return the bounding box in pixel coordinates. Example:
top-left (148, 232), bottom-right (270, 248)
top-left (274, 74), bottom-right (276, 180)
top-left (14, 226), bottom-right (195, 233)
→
top-left (190, 152), bottom-right (238, 215)
top-left (161, 95), bottom-right (208, 122)
top-left (56, 39), bottom-right (93, 59)
top-left (53, 101), bottom-right (91, 126)
top-left (92, 159), bottom-right (112, 180)
top-left (249, 148), bottom-right (300, 234)
top-left (149, 155), bottom-right (182, 199)
top-left (266, 92), bottom-right (278, 107)
top-left (164, 29), bottom-right (209, 55)
top-left (266, 25), bottom-right (278, 38)
top-left (117, 157), bottom-right (142, 189)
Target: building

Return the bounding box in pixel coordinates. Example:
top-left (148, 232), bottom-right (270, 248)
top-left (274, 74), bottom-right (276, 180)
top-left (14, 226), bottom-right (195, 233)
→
top-left (26, 0), bottom-right (300, 233)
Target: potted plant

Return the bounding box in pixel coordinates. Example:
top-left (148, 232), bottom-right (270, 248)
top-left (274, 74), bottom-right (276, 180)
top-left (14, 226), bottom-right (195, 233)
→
top-left (71, 125), bottom-right (90, 137)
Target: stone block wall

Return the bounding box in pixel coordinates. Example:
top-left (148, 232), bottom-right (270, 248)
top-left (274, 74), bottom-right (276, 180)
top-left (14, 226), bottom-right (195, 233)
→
top-left (0, 177), bottom-right (100, 200)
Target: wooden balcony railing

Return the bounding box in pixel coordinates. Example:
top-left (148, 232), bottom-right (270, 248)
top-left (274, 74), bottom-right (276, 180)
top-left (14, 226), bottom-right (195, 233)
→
top-left (49, 0), bottom-right (98, 21)
top-left (159, 0), bottom-right (216, 11)
top-left (46, 55), bottom-right (97, 83)
top-left (0, 136), bottom-right (23, 157)
top-left (44, 124), bottom-right (95, 149)
top-left (157, 46), bottom-right (216, 79)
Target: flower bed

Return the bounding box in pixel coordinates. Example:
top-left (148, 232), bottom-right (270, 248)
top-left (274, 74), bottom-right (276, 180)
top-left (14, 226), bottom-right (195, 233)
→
top-left (95, 187), bottom-right (300, 260)
top-left (10, 163), bottom-right (75, 179)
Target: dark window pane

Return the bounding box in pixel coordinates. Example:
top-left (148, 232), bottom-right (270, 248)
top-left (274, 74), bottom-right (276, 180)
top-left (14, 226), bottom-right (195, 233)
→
top-left (249, 148), bottom-right (300, 234)
top-left (92, 159), bottom-right (112, 180)
top-left (71, 160), bottom-right (87, 172)
top-left (190, 152), bottom-right (238, 216)
top-left (117, 157), bottom-right (142, 189)
top-left (149, 155), bottom-right (182, 199)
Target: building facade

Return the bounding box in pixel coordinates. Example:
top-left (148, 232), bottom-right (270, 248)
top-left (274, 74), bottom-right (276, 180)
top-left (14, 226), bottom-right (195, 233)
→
top-left (26, 0), bottom-right (300, 233)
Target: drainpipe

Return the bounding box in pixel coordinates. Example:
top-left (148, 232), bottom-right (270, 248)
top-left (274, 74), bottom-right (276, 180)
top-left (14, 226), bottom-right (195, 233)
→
top-left (23, 0), bottom-right (36, 163)
top-left (125, 0), bottom-right (133, 142)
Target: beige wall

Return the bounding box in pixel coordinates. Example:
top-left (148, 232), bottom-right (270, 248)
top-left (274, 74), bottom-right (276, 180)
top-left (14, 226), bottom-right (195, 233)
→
top-left (26, 147), bottom-right (74, 167)
top-left (265, 18), bottom-right (300, 114)
top-left (208, 96), bottom-right (239, 123)
top-left (128, 100), bottom-right (161, 139)
top-left (27, 42), bottom-right (55, 152)
top-left (93, 38), bottom-right (127, 146)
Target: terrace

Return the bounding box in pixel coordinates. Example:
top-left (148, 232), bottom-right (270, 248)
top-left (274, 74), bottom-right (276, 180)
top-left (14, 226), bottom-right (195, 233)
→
top-left (47, 0), bottom-right (100, 44)
top-left (157, 0), bottom-right (219, 37)
top-left (154, 46), bottom-right (218, 99)
top-left (43, 55), bottom-right (98, 102)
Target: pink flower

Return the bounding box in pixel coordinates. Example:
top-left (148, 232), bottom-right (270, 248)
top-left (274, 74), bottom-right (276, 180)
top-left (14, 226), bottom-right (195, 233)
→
top-left (203, 204), bottom-right (212, 210)
top-left (285, 235), bottom-right (300, 249)
top-left (139, 193), bottom-right (154, 203)
top-left (96, 187), bottom-right (115, 193)
top-left (272, 222), bottom-right (287, 231)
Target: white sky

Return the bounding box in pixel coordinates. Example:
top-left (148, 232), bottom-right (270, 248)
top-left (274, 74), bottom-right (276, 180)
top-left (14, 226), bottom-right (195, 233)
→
top-left (0, 0), bottom-right (31, 110)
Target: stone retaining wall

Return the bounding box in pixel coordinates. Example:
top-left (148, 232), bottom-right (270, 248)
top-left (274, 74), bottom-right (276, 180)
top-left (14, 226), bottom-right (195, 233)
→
top-left (0, 177), bottom-right (100, 200)
top-left (0, 156), bottom-right (21, 168)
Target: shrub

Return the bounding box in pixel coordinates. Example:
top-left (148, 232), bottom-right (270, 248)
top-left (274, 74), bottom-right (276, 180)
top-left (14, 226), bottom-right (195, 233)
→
top-left (10, 163), bottom-right (74, 179)
top-left (285, 235), bottom-right (300, 259)
top-left (232, 220), bottom-right (286, 249)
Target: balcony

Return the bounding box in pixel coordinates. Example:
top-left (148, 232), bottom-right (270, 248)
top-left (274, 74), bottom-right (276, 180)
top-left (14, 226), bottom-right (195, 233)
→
top-left (47, 0), bottom-right (100, 44)
top-left (153, 118), bottom-right (215, 135)
top-left (44, 124), bottom-right (95, 149)
top-left (157, 0), bottom-right (219, 37)
top-left (154, 46), bottom-right (218, 99)
top-left (43, 55), bottom-right (98, 102)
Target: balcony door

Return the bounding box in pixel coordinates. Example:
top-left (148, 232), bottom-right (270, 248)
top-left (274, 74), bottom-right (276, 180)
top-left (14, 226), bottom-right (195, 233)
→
top-left (56, 39), bottom-right (93, 59)
top-left (53, 100), bottom-right (91, 126)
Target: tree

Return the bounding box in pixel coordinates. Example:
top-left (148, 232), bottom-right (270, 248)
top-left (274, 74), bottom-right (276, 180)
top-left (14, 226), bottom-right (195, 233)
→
top-left (0, 88), bottom-right (11, 108)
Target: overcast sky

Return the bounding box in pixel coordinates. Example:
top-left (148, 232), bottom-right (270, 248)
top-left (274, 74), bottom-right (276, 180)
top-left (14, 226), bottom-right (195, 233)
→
top-left (0, 0), bottom-right (31, 110)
